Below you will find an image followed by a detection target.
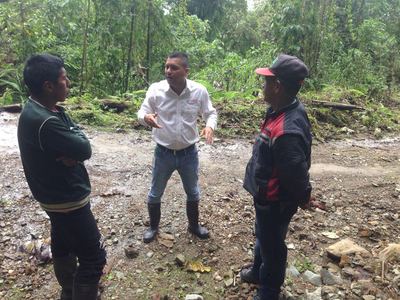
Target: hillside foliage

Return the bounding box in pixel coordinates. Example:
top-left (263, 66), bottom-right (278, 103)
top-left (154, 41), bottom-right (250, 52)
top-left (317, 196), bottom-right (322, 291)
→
top-left (1, 0), bottom-right (399, 138)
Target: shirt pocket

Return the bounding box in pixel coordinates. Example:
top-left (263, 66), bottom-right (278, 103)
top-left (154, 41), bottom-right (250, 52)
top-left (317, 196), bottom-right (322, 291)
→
top-left (183, 102), bottom-right (199, 122)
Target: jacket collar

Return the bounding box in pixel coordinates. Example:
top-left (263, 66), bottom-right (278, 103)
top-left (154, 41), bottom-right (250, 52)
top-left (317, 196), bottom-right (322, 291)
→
top-left (29, 97), bottom-right (65, 112)
top-left (266, 98), bottom-right (299, 118)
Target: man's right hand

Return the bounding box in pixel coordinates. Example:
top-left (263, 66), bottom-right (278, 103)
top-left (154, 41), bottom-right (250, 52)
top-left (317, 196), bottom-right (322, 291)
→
top-left (144, 113), bottom-right (162, 128)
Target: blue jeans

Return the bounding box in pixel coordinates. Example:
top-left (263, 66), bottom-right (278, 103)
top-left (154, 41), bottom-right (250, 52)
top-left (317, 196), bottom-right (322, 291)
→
top-left (46, 203), bottom-right (106, 285)
top-left (253, 201), bottom-right (298, 300)
top-left (148, 144), bottom-right (200, 204)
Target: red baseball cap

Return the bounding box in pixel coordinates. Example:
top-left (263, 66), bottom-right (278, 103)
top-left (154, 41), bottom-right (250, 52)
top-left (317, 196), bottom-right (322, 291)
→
top-left (255, 68), bottom-right (275, 77)
top-left (256, 54), bottom-right (309, 85)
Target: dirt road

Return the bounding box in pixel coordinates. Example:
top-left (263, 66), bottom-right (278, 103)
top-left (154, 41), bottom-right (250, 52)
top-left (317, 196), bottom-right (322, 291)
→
top-left (0, 112), bottom-right (399, 299)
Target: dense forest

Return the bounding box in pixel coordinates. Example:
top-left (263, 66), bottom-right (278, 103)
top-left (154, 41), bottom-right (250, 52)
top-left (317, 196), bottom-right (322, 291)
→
top-left (1, 2), bottom-right (400, 298)
top-left (1, 0), bottom-right (399, 137)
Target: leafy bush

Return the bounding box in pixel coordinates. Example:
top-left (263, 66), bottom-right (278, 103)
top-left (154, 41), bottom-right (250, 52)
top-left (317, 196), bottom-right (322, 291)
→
top-left (0, 66), bottom-right (26, 104)
top-left (66, 93), bottom-right (138, 128)
top-left (361, 102), bottom-right (400, 130)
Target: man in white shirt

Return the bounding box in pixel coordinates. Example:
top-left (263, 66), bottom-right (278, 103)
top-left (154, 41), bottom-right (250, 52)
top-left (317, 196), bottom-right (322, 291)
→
top-left (137, 52), bottom-right (217, 243)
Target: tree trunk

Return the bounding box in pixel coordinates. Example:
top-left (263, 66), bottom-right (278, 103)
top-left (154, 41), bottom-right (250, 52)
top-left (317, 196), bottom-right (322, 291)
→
top-left (312, 0), bottom-right (329, 75)
top-left (124, 1), bottom-right (136, 93)
top-left (310, 100), bottom-right (364, 110)
top-left (79, 0), bottom-right (91, 95)
top-left (19, 0), bottom-right (28, 58)
top-left (146, 0), bottom-right (152, 85)
top-left (0, 104), bottom-right (22, 113)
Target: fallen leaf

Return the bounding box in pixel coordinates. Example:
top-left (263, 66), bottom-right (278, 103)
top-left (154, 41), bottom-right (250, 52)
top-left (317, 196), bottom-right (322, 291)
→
top-left (322, 231), bottom-right (339, 239)
top-left (158, 232), bottom-right (174, 241)
top-left (159, 239), bottom-right (173, 248)
top-left (186, 261), bottom-right (211, 273)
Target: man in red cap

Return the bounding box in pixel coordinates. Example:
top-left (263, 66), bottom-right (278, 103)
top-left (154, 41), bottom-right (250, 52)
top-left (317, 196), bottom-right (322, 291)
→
top-left (241, 54), bottom-right (312, 300)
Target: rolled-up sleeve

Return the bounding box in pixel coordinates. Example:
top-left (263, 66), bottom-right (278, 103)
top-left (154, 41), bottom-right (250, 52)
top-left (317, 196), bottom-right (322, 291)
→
top-left (200, 89), bottom-right (217, 130)
top-left (137, 85), bottom-right (156, 126)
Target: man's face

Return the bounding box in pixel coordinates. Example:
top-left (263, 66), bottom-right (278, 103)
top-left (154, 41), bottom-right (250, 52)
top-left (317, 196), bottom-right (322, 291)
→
top-left (165, 57), bottom-right (188, 87)
top-left (263, 76), bottom-right (279, 104)
top-left (45, 68), bottom-right (70, 102)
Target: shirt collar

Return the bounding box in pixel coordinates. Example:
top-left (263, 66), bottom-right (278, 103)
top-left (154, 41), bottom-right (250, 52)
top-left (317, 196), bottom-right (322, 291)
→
top-left (185, 79), bottom-right (195, 92)
top-left (162, 79), bottom-right (195, 93)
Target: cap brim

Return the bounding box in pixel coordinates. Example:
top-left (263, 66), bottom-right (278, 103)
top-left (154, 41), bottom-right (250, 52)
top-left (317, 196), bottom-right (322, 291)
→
top-left (255, 68), bottom-right (275, 77)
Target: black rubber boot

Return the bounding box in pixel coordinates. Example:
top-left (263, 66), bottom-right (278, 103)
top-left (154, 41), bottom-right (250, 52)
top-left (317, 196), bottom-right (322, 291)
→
top-left (240, 266), bottom-right (260, 284)
top-left (186, 201), bottom-right (209, 239)
top-left (256, 288), bottom-right (280, 300)
top-left (53, 255), bottom-right (77, 300)
top-left (143, 202), bottom-right (161, 243)
top-left (72, 283), bottom-right (99, 300)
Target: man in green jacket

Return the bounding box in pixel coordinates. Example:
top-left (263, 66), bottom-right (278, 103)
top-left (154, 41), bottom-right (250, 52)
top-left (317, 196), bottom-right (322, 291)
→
top-left (18, 54), bottom-right (106, 300)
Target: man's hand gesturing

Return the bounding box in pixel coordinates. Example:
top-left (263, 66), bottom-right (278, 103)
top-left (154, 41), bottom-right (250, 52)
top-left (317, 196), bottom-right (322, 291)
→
top-left (144, 113), bottom-right (162, 128)
top-left (200, 126), bottom-right (214, 144)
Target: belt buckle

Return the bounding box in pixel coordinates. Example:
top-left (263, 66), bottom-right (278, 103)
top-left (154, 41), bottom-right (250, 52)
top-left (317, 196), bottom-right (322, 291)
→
top-left (173, 149), bottom-right (177, 155)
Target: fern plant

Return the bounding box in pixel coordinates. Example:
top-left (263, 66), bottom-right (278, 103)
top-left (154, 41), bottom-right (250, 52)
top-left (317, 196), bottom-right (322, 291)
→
top-left (0, 67), bottom-right (26, 105)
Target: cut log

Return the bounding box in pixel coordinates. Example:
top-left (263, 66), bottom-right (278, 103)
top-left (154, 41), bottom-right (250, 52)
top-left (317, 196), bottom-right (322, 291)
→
top-left (99, 99), bottom-right (129, 113)
top-left (0, 104), bottom-right (22, 113)
top-left (310, 100), bottom-right (364, 110)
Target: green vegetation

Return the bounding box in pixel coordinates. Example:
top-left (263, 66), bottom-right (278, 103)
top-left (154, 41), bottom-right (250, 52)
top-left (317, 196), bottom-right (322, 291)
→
top-left (294, 255), bottom-right (315, 273)
top-left (66, 94), bottom-right (139, 129)
top-left (0, 198), bottom-right (11, 207)
top-left (1, 0), bottom-right (399, 139)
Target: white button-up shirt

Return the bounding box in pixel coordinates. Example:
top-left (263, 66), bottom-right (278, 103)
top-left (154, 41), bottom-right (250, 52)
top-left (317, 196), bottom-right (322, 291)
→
top-left (137, 79), bottom-right (218, 150)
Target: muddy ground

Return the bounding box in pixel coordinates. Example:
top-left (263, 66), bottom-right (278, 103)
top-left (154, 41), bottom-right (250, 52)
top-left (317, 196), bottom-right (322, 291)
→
top-left (0, 111), bottom-right (399, 300)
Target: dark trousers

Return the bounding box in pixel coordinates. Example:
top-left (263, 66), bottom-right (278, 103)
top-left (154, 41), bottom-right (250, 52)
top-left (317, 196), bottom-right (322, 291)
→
top-left (46, 203), bottom-right (106, 284)
top-left (253, 200), bottom-right (298, 299)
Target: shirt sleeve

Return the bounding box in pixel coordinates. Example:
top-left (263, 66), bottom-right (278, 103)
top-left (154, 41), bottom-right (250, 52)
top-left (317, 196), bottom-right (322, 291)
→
top-left (40, 117), bottom-right (92, 161)
top-left (137, 84), bottom-right (156, 127)
top-left (273, 134), bottom-right (311, 204)
top-left (200, 88), bottom-right (217, 130)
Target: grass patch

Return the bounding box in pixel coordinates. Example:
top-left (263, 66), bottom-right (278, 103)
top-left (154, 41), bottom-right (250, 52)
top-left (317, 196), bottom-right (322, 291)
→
top-left (65, 93), bottom-right (140, 129)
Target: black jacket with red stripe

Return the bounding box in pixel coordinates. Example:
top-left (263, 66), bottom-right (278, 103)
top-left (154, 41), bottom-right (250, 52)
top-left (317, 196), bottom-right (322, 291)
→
top-left (243, 98), bottom-right (312, 205)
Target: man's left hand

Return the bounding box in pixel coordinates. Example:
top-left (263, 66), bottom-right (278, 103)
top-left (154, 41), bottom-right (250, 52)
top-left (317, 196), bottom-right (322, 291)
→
top-left (200, 127), bottom-right (214, 144)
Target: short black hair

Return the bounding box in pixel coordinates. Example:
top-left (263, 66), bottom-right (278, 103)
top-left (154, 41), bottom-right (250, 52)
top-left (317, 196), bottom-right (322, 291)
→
top-left (168, 52), bottom-right (189, 68)
top-left (23, 54), bottom-right (65, 96)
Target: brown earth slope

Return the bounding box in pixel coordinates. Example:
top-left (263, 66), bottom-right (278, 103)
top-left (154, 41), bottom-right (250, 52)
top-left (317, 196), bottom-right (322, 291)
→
top-left (0, 112), bottom-right (399, 299)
